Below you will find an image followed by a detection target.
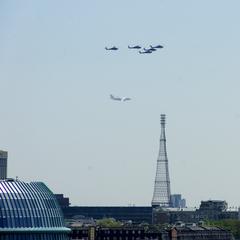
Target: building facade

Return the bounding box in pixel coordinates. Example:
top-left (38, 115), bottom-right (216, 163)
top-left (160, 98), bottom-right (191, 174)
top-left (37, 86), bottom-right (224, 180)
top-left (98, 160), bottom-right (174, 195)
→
top-left (0, 179), bottom-right (70, 239)
top-left (170, 226), bottom-right (233, 240)
top-left (63, 206), bottom-right (153, 224)
top-left (170, 195), bottom-right (186, 208)
top-left (55, 194), bottom-right (70, 209)
top-left (0, 150), bottom-right (8, 179)
top-left (69, 225), bottom-right (233, 240)
top-left (70, 226), bottom-right (167, 240)
top-left (153, 200), bottom-right (239, 224)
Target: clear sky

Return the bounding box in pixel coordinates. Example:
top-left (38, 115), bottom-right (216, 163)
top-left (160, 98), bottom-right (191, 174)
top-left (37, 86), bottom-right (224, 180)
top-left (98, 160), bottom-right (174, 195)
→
top-left (1, 0), bottom-right (240, 207)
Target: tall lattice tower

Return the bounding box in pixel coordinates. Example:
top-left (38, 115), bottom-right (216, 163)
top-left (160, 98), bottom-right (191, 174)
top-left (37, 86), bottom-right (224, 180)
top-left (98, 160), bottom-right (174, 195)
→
top-left (152, 114), bottom-right (171, 207)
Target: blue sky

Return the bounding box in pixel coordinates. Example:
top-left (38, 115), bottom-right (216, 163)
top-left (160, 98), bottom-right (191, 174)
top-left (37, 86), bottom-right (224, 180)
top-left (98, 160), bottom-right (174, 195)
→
top-left (1, 0), bottom-right (240, 207)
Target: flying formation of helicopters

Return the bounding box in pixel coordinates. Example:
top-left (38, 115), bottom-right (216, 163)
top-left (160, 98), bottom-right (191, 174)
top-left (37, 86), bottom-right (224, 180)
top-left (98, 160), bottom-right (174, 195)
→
top-left (105, 44), bottom-right (164, 54)
top-left (106, 44), bottom-right (164, 102)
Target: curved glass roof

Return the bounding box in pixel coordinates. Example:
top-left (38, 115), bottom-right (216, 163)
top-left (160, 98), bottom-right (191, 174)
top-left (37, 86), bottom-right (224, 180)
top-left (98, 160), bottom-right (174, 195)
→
top-left (0, 179), bottom-right (70, 238)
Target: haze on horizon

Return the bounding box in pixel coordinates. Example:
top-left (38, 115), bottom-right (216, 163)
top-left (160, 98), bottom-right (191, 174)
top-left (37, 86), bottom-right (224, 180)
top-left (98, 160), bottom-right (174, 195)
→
top-left (0, 0), bottom-right (240, 208)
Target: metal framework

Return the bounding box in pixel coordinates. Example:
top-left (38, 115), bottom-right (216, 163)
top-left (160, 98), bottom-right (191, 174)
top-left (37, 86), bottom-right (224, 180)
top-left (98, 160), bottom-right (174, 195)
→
top-left (152, 114), bottom-right (171, 207)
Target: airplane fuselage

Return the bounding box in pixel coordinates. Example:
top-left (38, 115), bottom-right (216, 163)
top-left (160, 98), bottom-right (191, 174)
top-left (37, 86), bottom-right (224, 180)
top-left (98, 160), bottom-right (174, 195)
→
top-left (128, 45), bottom-right (141, 49)
top-left (150, 45), bottom-right (164, 49)
top-left (139, 50), bottom-right (152, 54)
top-left (105, 47), bottom-right (118, 50)
top-left (110, 95), bottom-right (131, 102)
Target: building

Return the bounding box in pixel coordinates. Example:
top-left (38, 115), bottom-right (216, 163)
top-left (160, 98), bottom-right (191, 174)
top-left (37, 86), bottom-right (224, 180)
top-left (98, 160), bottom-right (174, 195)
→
top-left (170, 194), bottom-right (186, 208)
top-left (152, 114), bottom-right (171, 207)
top-left (0, 150), bottom-right (8, 179)
top-left (0, 178), bottom-right (70, 240)
top-left (69, 225), bottom-right (233, 240)
top-left (152, 207), bottom-right (198, 224)
top-left (197, 200), bottom-right (238, 221)
top-left (199, 200), bottom-right (227, 212)
top-left (153, 200), bottom-right (239, 224)
top-left (62, 201), bottom-right (238, 225)
top-left (55, 193), bottom-right (70, 209)
top-left (70, 226), bottom-right (167, 240)
top-left (63, 206), bottom-right (153, 224)
top-left (170, 226), bottom-right (233, 240)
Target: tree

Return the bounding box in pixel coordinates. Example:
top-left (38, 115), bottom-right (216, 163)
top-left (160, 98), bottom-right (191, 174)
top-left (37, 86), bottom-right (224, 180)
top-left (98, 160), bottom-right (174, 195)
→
top-left (96, 218), bottom-right (123, 227)
top-left (205, 219), bottom-right (240, 239)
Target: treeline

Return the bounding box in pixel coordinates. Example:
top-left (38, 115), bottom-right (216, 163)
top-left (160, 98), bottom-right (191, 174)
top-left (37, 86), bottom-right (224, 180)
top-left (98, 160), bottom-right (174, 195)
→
top-left (206, 219), bottom-right (240, 239)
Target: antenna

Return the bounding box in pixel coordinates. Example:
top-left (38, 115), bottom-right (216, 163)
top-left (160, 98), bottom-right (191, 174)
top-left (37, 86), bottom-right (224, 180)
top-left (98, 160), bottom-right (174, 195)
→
top-left (151, 114), bottom-right (171, 207)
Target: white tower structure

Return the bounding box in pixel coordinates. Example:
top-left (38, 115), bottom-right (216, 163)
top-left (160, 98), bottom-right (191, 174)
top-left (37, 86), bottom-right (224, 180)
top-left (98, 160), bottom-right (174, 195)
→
top-left (152, 114), bottom-right (171, 207)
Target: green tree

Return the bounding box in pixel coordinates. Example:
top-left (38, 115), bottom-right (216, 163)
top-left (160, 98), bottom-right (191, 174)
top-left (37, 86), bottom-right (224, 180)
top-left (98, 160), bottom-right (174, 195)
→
top-left (205, 219), bottom-right (240, 239)
top-left (96, 218), bottom-right (123, 227)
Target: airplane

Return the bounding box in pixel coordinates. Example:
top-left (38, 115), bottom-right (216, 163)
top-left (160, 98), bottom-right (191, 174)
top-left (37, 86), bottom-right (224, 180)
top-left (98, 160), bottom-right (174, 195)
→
top-left (105, 46), bottom-right (118, 50)
top-left (128, 45), bottom-right (141, 49)
top-left (139, 50), bottom-right (152, 54)
top-left (150, 45), bottom-right (164, 49)
top-left (144, 47), bottom-right (156, 52)
top-left (110, 94), bottom-right (131, 102)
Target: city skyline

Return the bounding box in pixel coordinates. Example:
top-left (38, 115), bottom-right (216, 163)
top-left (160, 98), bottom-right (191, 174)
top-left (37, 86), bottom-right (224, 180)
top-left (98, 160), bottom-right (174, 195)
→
top-left (1, 1), bottom-right (240, 207)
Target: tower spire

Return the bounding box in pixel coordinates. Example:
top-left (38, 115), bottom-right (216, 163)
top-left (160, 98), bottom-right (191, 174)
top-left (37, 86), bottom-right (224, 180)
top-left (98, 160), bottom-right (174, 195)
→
top-left (152, 114), bottom-right (171, 207)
